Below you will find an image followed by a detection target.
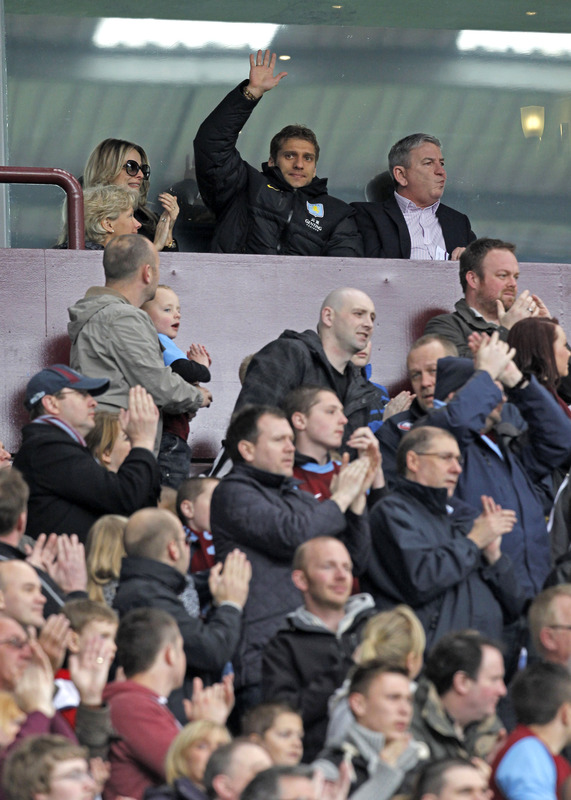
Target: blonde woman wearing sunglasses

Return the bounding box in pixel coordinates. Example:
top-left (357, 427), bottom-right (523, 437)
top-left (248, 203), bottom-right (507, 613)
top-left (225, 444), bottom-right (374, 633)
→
top-left (83, 137), bottom-right (179, 251)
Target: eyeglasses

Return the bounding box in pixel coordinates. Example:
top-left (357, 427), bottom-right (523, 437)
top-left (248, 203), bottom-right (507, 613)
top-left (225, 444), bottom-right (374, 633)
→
top-left (0, 638), bottom-right (30, 650)
top-left (123, 159), bottom-right (151, 180)
top-left (54, 388), bottom-right (90, 400)
top-left (547, 625), bottom-right (571, 631)
top-left (52, 770), bottom-right (93, 783)
top-left (415, 451), bottom-right (464, 466)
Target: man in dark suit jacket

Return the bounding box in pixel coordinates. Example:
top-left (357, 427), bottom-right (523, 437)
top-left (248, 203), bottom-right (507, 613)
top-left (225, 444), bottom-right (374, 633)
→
top-left (353, 133), bottom-right (476, 260)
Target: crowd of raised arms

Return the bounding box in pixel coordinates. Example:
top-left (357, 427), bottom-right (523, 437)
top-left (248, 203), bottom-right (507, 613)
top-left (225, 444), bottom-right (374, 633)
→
top-left (2, 47), bottom-right (571, 800)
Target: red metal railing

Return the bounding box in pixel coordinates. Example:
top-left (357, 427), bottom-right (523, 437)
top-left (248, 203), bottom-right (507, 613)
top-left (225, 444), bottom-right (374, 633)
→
top-left (0, 167), bottom-right (84, 249)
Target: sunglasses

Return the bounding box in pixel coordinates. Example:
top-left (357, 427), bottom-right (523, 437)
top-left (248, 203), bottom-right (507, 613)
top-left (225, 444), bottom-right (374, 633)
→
top-left (123, 159), bottom-right (151, 180)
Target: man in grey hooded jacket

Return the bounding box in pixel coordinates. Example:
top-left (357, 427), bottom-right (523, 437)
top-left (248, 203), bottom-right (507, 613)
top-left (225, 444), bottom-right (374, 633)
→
top-left (67, 235), bottom-right (210, 448)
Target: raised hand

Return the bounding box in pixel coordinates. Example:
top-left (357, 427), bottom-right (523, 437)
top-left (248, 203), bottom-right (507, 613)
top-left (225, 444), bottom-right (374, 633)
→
top-left (38, 614), bottom-right (71, 673)
top-left (346, 427), bottom-right (384, 493)
top-left (15, 628), bottom-right (55, 717)
top-left (89, 758), bottom-right (111, 796)
top-left (331, 458), bottom-right (370, 513)
top-left (467, 331), bottom-right (487, 357)
top-left (467, 495), bottom-right (516, 551)
top-left (187, 343), bottom-right (212, 368)
top-left (24, 532), bottom-right (58, 571)
top-left (345, 426), bottom-right (379, 458)
top-left (450, 246), bottom-right (466, 261)
top-left (184, 674), bottom-right (235, 725)
top-left (313, 761), bottom-right (352, 800)
top-left (382, 391), bottom-right (414, 421)
top-left (531, 293), bottom-right (551, 318)
top-left (245, 49), bottom-right (288, 100)
top-left (474, 331), bottom-right (515, 381)
top-left (51, 534), bottom-right (87, 593)
top-left (212, 549), bottom-right (251, 609)
top-left (207, 561), bottom-right (223, 598)
top-left (158, 193), bottom-right (179, 226)
top-left (497, 289), bottom-right (550, 330)
top-left (69, 634), bottom-right (114, 707)
top-left (154, 193), bottom-right (180, 251)
top-left (153, 214), bottom-right (171, 252)
top-left (119, 385), bottom-right (159, 451)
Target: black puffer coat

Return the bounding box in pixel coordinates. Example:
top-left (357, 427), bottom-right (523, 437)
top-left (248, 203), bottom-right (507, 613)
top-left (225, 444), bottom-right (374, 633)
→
top-left (194, 81), bottom-right (362, 257)
top-left (210, 463), bottom-right (370, 691)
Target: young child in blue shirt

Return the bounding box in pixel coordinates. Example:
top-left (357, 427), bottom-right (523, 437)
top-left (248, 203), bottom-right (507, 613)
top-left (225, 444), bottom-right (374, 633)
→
top-left (143, 284), bottom-right (211, 487)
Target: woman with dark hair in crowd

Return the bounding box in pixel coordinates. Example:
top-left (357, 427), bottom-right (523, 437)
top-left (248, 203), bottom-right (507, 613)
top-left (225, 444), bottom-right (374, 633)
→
top-left (83, 137), bottom-right (179, 251)
top-left (507, 316), bottom-right (571, 418)
top-left (508, 318), bottom-right (571, 564)
top-left (242, 703), bottom-right (303, 765)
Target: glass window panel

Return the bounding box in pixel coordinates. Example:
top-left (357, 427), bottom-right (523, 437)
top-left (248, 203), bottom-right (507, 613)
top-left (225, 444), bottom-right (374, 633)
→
top-left (4, 9), bottom-right (571, 261)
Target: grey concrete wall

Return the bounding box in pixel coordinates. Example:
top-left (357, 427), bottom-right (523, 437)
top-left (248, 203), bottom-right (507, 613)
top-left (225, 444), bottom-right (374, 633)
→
top-left (1, 249), bottom-right (570, 457)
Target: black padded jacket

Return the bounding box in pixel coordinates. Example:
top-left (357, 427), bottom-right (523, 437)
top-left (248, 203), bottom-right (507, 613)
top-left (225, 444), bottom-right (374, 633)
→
top-left (194, 81), bottom-right (363, 257)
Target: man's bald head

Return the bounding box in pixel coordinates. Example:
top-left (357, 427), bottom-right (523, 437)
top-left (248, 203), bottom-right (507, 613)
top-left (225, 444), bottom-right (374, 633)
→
top-left (124, 508), bottom-right (183, 560)
top-left (103, 234), bottom-right (157, 283)
top-left (124, 508), bottom-right (189, 574)
top-left (318, 288), bottom-right (376, 367)
top-left (319, 287), bottom-right (374, 324)
top-left (103, 234), bottom-right (160, 306)
top-left (292, 536), bottom-right (349, 573)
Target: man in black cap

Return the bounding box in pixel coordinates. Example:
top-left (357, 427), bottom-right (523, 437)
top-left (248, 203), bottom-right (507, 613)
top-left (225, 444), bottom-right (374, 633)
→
top-left (13, 365), bottom-right (161, 542)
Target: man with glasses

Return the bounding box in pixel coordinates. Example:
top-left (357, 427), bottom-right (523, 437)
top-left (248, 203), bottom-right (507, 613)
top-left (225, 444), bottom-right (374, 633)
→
top-left (529, 586), bottom-right (571, 671)
top-left (3, 734), bottom-right (97, 800)
top-left (0, 616), bottom-right (32, 691)
top-left (362, 425), bottom-right (525, 650)
top-left (427, 334), bottom-right (571, 600)
top-left (13, 364), bottom-right (161, 543)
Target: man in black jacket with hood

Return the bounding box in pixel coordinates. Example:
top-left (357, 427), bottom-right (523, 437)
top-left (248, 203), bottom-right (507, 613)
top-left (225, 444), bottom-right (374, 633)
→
top-left (194, 49), bottom-right (362, 257)
top-left (233, 287), bottom-right (381, 448)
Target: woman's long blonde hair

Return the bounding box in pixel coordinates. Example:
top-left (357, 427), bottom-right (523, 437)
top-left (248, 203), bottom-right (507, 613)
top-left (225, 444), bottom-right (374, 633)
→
top-left (83, 137), bottom-right (150, 205)
top-left (85, 514), bottom-right (127, 603)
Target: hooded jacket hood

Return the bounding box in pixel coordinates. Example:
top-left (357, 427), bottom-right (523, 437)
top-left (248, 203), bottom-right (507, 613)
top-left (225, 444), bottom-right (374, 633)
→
top-left (67, 287), bottom-right (130, 345)
top-left (286, 592), bottom-right (375, 635)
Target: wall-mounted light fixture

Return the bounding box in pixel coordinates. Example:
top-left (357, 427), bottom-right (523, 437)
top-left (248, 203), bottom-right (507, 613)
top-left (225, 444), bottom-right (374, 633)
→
top-left (521, 106), bottom-right (545, 139)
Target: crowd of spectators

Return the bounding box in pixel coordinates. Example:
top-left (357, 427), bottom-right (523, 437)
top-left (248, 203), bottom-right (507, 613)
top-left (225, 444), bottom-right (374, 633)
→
top-left (4, 46), bottom-right (571, 800)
